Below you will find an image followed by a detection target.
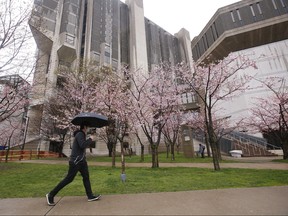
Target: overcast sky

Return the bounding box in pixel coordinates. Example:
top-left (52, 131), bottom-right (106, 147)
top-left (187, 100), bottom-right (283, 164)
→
top-left (141, 0), bottom-right (239, 37)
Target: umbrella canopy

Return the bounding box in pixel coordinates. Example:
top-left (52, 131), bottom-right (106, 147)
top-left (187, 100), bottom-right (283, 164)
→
top-left (71, 112), bottom-right (108, 128)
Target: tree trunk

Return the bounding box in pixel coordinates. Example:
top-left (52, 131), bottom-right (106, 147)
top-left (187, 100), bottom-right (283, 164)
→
top-left (204, 131), bottom-right (211, 157)
top-left (107, 120), bottom-right (116, 158)
top-left (59, 141), bottom-right (64, 158)
top-left (282, 140), bottom-right (288, 160)
top-left (210, 142), bottom-right (220, 170)
top-left (141, 144), bottom-right (144, 162)
top-left (5, 138), bottom-right (11, 163)
top-left (120, 141), bottom-right (125, 174)
top-left (112, 143), bottom-right (116, 168)
top-left (107, 142), bottom-right (113, 157)
top-left (216, 141), bottom-right (222, 161)
top-left (5, 148), bottom-right (9, 163)
top-left (151, 144), bottom-right (159, 168)
top-left (171, 143), bottom-right (175, 161)
top-left (166, 145), bottom-right (169, 159)
top-left (207, 125), bottom-right (221, 170)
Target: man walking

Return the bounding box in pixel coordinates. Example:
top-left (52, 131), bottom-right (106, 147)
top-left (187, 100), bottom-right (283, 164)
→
top-left (46, 122), bottom-right (101, 206)
top-left (197, 144), bottom-right (206, 158)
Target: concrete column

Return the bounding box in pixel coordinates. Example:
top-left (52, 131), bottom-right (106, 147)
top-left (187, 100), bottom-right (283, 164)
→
top-left (84, 0), bottom-right (94, 61)
top-left (175, 28), bottom-right (194, 72)
top-left (45, 0), bottom-right (64, 99)
top-left (181, 125), bottom-right (195, 158)
top-left (126, 0), bottom-right (148, 74)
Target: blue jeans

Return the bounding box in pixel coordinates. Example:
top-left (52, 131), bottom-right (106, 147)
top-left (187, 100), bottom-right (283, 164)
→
top-left (49, 161), bottom-right (93, 198)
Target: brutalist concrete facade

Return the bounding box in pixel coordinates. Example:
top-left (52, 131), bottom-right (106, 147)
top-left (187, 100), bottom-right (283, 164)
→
top-left (27, 0), bottom-right (193, 151)
top-left (191, 0), bottom-right (288, 136)
top-left (191, 0), bottom-right (288, 63)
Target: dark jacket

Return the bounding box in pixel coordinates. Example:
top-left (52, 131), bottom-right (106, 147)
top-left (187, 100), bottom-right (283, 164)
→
top-left (70, 130), bottom-right (93, 164)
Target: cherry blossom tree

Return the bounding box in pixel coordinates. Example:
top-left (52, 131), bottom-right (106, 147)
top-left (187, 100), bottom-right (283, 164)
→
top-left (178, 53), bottom-right (258, 170)
top-left (41, 97), bottom-right (69, 157)
top-left (249, 77), bottom-right (288, 159)
top-left (0, 114), bottom-right (24, 162)
top-left (40, 63), bottom-right (100, 155)
top-left (128, 65), bottom-right (182, 168)
top-left (48, 64), bottom-right (133, 166)
top-left (0, 75), bottom-right (30, 123)
top-left (92, 66), bottom-right (134, 169)
top-left (162, 110), bottom-right (183, 161)
top-left (0, 77), bottom-right (29, 160)
top-left (129, 120), bottom-right (146, 162)
top-left (184, 104), bottom-right (242, 158)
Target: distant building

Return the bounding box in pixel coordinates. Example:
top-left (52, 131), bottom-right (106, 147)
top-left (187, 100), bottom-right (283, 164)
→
top-left (0, 75), bottom-right (30, 149)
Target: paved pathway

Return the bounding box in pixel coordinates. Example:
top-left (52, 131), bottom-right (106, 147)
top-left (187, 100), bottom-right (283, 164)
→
top-left (1, 156), bottom-right (288, 215)
top-left (18, 156), bottom-right (288, 170)
top-left (1, 186), bottom-right (288, 215)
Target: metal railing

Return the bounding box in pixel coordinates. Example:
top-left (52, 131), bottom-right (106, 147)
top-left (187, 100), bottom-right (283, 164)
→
top-left (192, 130), bottom-right (281, 156)
top-left (226, 131), bottom-right (281, 150)
top-left (0, 150), bottom-right (59, 161)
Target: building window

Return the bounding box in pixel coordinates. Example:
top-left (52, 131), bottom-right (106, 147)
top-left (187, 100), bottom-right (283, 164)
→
top-left (196, 43), bottom-right (201, 59)
top-left (280, 0), bottom-right (286, 7)
top-left (204, 33), bottom-right (209, 48)
top-left (250, 5), bottom-right (256, 17)
top-left (230, 11), bottom-right (235, 22)
top-left (212, 22), bottom-right (219, 38)
top-left (272, 0), bottom-right (278, 9)
top-left (250, 4), bottom-right (257, 21)
top-left (236, 9), bottom-right (242, 21)
top-left (201, 36), bottom-right (206, 50)
top-left (181, 92), bottom-right (197, 104)
top-left (257, 2), bottom-right (263, 14)
top-left (271, 0), bottom-right (281, 14)
top-left (210, 26), bottom-right (216, 41)
top-left (66, 34), bottom-right (75, 45)
top-left (34, 0), bottom-right (43, 5)
top-left (105, 51), bottom-right (110, 57)
top-left (280, 0), bottom-right (287, 12)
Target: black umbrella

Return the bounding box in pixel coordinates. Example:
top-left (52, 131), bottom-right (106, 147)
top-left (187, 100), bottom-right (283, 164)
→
top-left (71, 112), bottom-right (108, 128)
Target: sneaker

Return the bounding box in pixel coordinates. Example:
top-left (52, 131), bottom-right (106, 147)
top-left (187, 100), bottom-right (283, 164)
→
top-left (46, 193), bottom-right (55, 206)
top-left (88, 194), bottom-right (101, 202)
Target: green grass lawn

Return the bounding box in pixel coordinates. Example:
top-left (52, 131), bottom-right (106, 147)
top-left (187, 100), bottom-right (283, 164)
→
top-left (87, 152), bottom-right (235, 163)
top-left (272, 159), bottom-right (288, 163)
top-left (0, 162), bottom-right (288, 198)
top-left (88, 152), bottom-right (287, 163)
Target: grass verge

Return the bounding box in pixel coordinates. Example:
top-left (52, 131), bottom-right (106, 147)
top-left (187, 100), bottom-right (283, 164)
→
top-left (87, 153), bottom-right (237, 163)
top-left (0, 162), bottom-right (288, 198)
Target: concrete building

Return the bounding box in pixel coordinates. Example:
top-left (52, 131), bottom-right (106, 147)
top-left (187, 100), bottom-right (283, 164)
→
top-left (191, 0), bottom-right (288, 63)
top-left (191, 0), bottom-right (288, 136)
top-left (28, 0), bottom-right (288, 155)
top-left (27, 0), bottom-right (193, 152)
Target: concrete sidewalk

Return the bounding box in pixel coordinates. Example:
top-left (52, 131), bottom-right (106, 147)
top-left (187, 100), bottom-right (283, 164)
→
top-left (1, 186), bottom-right (288, 215)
